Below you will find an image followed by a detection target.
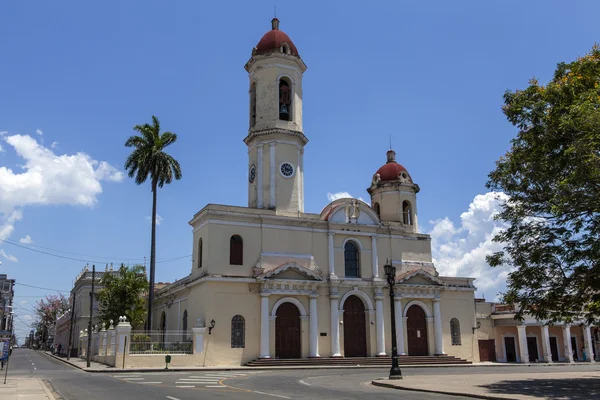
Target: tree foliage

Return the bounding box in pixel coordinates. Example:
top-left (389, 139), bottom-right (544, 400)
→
top-left (124, 115), bottom-right (182, 332)
top-left (34, 294), bottom-right (69, 344)
top-left (487, 45), bottom-right (600, 323)
top-left (97, 264), bottom-right (148, 330)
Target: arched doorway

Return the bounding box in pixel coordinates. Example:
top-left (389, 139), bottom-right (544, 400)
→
top-left (407, 305), bottom-right (428, 356)
top-left (343, 295), bottom-right (367, 357)
top-left (275, 302), bottom-right (301, 359)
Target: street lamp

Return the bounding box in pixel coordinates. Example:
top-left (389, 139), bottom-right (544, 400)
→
top-left (384, 261), bottom-right (402, 380)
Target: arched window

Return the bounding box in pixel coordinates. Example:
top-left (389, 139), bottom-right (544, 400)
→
top-left (182, 310), bottom-right (188, 341)
top-left (230, 235), bottom-right (243, 265)
top-left (344, 241), bottom-right (360, 277)
top-left (279, 79), bottom-right (291, 121)
top-left (250, 82), bottom-right (256, 128)
top-left (450, 318), bottom-right (461, 345)
top-left (231, 315), bottom-right (245, 348)
top-left (373, 202), bottom-right (380, 218)
top-left (197, 238), bottom-right (203, 268)
top-left (403, 200), bottom-right (412, 225)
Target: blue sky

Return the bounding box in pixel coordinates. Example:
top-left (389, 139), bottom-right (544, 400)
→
top-left (1, 1), bottom-right (599, 342)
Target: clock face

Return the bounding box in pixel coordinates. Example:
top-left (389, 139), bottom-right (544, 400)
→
top-left (249, 165), bottom-right (256, 183)
top-left (280, 162), bottom-right (294, 178)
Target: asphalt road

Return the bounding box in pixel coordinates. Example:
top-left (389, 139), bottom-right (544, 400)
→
top-left (8, 349), bottom-right (600, 400)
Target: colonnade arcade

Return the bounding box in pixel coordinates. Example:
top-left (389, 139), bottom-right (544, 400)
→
top-left (255, 277), bottom-right (447, 359)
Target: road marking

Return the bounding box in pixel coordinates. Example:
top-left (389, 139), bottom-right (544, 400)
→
top-left (166, 397), bottom-right (181, 400)
top-left (253, 391), bottom-right (292, 399)
top-left (205, 386), bottom-right (226, 388)
top-left (123, 378), bottom-right (145, 380)
top-left (137, 382), bottom-right (162, 384)
top-left (299, 379), bottom-right (311, 386)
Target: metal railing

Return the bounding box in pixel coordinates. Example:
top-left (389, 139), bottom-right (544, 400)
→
top-left (129, 330), bottom-right (192, 355)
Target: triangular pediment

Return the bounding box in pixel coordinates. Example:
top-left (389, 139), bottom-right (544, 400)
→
top-left (397, 269), bottom-right (443, 286)
top-left (259, 262), bottom-right (324, 281)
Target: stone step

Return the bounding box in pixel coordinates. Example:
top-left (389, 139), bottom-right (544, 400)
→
top-left (246, 355), bottom-right (471, 367)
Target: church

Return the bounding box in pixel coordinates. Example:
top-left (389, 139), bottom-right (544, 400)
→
top-left (152, 18), bottom-right (477, 366)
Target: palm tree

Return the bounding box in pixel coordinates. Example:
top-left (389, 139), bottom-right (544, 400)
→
top-left (124, 115), bottom-right (182, 332)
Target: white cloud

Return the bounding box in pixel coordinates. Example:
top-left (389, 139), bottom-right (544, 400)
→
top-left (0, 249), bottom-right (18, 262)
top-left (146, 214), bottom-right (163, 225)
top-left (428, 192), bottom-right (512, 302)
top-left (327, 191), bottom-right (364, 202)
top-left (0, 210), bottom-right (22, 241)
top-left (51, 141), bottom-right (59, 149)
top-left (35, 129), bottom-right (43, 136)
top-left (19, 235), bottom-right (33, 244)
top-left (23, 314), bottom-right (33, 321)
top-left (19, 300), bottom-right (28, 305)
top-left (0, 144), bottom-right (3, 152)
top-left (0, 133), bottom-right (123, 213)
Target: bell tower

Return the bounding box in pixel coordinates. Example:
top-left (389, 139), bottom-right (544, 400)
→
top-left (244, 18), bottom-right (308, 216)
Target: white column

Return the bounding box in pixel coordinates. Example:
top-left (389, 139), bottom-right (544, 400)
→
top-left (516, 325), bottom-right (529, 363)
top-left (257, 145), bottom-right (263, 208)
top-left (296, 146), bottom-right (302, 212)
top-left (375, 293), bottom-right (386, 356)
top-left (330, 294), bottom-right (341, 357)
top-left (309, 295), bottom-right (320, 357)
top-left (433, 298), bottom-right (445, 355)
top-left (259, 293), bottom-right (271, 358)
top-left (269, 142), bottom-right (276, 208)
top-left (583, 325), bottom-right (595, 362)
top-left (563, 324), bottom-right (574, 362)
top-left (541, 325), bottom-right (552, 362)
top-left (394, 297), bottom-right (405, 355)
top-left (328, 233), bottom-right (336, 278)
top-left (371, 236), bottom-right (379, 279)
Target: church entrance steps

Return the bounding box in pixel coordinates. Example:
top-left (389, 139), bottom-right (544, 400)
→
top-left (246, 355), bottom-right (471, 367)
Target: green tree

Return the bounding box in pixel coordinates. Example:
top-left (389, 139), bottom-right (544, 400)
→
top-left (97, 264), bottom-right (149, 329)
top-left (125, 115), bottom-right (182, 331)
top-left (34, 294), bottom-right (69, 348)
top-left (487, 45), bottom-right (600, 323)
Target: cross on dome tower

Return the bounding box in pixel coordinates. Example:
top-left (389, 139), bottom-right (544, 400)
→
top-left (244, 18), bottom-right (308, 216)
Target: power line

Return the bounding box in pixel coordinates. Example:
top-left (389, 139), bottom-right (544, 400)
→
top-left (0, 238), bottom-right (144, 261)
top-left (15, 282), bottom-right (69, 293)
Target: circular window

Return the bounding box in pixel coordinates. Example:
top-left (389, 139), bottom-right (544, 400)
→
top-left (280, 162), bottom-right (294, 178)
top-left (249, 165), bottom-right (256, 183)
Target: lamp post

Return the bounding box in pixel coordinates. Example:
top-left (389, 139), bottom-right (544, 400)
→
top-left (384, 262), bottom-right (402, 380)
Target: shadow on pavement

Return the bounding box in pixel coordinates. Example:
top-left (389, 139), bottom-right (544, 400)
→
top-left (478, 377), bottom-right (600, 399)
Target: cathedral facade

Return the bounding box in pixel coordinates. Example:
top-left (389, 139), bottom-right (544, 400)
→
top-left (153, 18), bottom-right (477, 366)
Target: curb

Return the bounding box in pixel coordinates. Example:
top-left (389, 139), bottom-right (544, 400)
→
top-left (371, 380), bottom-right (516, 400)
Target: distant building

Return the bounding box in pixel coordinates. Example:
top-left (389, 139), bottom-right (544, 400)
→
top-left (55, 265), bottom-right (117, 356)
top-left (0, 274), bottom-right (15, 335)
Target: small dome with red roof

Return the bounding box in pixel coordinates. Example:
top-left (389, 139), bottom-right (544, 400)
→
top-left (253, 18), bottom-right (299, 56)
top-left (375, 150), bottom-right (411, 182)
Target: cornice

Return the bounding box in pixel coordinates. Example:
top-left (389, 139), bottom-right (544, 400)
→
top-left (244, 128), bottom-right (308, 146)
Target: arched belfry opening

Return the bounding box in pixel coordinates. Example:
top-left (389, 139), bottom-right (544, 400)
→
top-left (250, 81), bottom-right (257, 128)
top-left (279, 78), bottom-right (291, 121)
top-left (403, 200), bottom-right (412, 225)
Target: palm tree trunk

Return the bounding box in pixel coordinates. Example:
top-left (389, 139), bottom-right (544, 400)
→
top-left (147, 182), bottom-right (157, 333)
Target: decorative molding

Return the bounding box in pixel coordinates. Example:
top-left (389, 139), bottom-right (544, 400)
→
top-left (339, 289), bottom-right (374, 311)
top-left (403, 300), bottom-right (432, 318)
top-left (272, 297), bottom-right (307, 317)
top-left (244, 128), bottom-right (308, 146)
top-left (257, 261), bottom-right (324, 281)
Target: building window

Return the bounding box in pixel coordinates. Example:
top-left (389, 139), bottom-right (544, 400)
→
top-left (402, 200), bottom-right (412, 225)
top-left (279, 79), bottom-right (291, 121)
top-left (231, 315), bottom-right (245, 348)
top-left (250, 82), bottom-right (256, 128)
top-left (197, 238), bottom-right (203, 268)
top-left (344, 241), bottom-right (360, 277)
top-left (373, 202), bottom-right (380, 218)
top-left (182, 310), bottom-right (188, 341)
top-left (230, 235), bottom-right (243, 265)
top-left (450, 318), bottom-right (461, 345)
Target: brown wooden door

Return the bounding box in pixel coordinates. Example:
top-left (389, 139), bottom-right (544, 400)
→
top-left (478, 339), bottom-right (496, 362)
top-left (549, 337), bottom-right (559, 361)
top-left (406, 305), bottom-right (428, 356)
top-left (343, 296), bottom-right (367, 357)
top-left (275, 302), bottom-right (301, 359)
top-left (504, 337), bottom-right (516, 362)
top-left (527, 337), bottom-right (539, 362)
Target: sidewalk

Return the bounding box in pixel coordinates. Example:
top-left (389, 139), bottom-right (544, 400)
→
top-left (0, 377), bottom-right (56, 400)
top-left (372, 369), bottom-right (600, 400)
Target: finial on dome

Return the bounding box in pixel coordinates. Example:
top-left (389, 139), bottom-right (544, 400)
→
top-left (386, 149), bottom-right (396, 163)
top-left (272, 17), bottom-right (280, 30)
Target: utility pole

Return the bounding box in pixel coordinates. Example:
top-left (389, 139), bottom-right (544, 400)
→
top-left (86, 265), bottom-right (95, 368)
top-left (66, 290), bottom-right (76, 360)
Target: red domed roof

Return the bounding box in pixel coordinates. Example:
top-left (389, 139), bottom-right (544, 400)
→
top-left (254, 18), bottom-right (299, 56)
top-left (375, 150), bottom-right (411, 181)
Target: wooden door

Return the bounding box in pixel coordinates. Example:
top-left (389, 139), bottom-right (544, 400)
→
top-left (406, 305), bottom-right (428, 356)
top-left (478, 339), bottom-right (496, 362)
top-left (343, 296), bottom-right (367, 357)
top-left (275, 302), bottom-right (301, 359)
top-left (549, 337), bottom-right (559, 361)
top-left (527, 337), bottom-right (539, 362)
top-left (504, 337), bottom-right (516, 362)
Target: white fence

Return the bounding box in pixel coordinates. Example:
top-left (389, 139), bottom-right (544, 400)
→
top-left (129, 330), bottom-right (192, 355)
